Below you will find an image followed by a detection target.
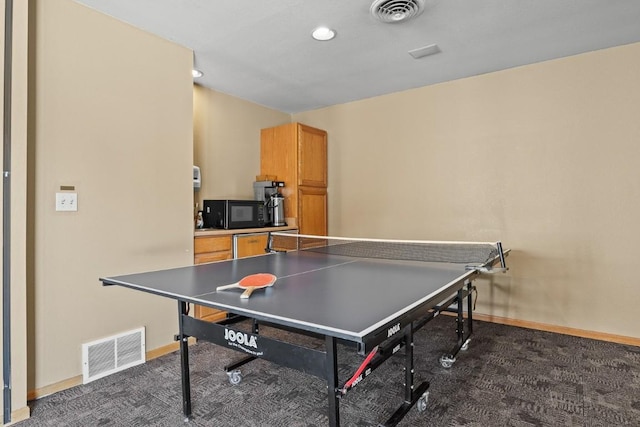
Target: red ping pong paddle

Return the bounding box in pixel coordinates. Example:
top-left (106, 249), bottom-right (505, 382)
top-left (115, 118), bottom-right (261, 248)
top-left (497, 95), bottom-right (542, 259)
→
top-left (216, 273), bottom-right (277, 299)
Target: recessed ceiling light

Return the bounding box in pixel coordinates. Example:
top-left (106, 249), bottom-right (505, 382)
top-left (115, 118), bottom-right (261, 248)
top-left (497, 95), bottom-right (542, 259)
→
top-left (311, 27), bottom-right (336, 41)
top-left (192, 69), bottom-right (203, 78)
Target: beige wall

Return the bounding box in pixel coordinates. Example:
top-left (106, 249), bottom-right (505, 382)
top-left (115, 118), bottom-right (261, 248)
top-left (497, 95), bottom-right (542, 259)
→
top-left (294, 42), bottom-right (640, 339)
top-left (3, 0), bottom-right (638, 416)
top-left (193, 85), bottom-right (289, 208)
top-left (29, 0), bottom-right (193, 392)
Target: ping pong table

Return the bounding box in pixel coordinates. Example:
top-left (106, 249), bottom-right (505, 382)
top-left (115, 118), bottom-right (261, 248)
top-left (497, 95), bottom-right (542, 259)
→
top-left (100, 233), bottom-right (507, 426)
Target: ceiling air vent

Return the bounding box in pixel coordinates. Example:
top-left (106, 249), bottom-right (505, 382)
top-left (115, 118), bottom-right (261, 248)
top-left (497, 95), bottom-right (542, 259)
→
top-left (370, 0), bottom-right (425, 23)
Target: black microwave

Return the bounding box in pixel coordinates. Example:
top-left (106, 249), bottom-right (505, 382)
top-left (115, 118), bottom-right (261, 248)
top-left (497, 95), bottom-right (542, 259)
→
top-left (202, 200), bottom-right (265, 229)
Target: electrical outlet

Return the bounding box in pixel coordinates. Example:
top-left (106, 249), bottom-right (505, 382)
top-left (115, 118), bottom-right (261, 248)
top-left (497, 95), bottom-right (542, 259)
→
top-left (56, 192), bottom-right (78, 212)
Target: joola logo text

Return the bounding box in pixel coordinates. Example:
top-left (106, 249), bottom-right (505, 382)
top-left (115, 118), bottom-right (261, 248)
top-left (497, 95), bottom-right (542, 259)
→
top-left (387, 323), bottom-right (401, 337)
top-left (224, 328), bottom-right (258, 349)
top-left (351, 374), bottom-right (364, 387)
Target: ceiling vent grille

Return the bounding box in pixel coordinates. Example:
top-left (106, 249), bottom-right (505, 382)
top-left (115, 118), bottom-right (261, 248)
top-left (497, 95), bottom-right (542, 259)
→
top-left (370, 0), bottom-right (425, 23)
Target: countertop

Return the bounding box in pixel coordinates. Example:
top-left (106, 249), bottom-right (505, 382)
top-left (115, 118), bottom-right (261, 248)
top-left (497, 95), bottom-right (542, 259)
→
top-left (194, 222), bottom-right (297, 237)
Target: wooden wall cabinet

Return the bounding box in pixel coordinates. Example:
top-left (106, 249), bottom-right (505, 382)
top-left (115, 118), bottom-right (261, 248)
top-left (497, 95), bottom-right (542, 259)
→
top-left (261, 122), bottom-right (327, 235)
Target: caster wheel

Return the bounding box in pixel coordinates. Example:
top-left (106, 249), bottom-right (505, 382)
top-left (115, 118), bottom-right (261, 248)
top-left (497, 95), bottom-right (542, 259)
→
top-left (439, 354), bottom-right (455, 369)
top-left (227, 370), bottom-right (242, 385)
top-left (416, 392), bottom-right (429, 412)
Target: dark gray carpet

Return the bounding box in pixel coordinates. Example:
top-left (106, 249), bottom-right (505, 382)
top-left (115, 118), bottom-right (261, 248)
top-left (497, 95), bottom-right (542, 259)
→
top-left (17, 316), bottom-right (640, 426)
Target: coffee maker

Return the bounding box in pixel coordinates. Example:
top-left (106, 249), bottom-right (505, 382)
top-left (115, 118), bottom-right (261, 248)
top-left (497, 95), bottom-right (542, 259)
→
top-left (253, 180), bottom-right (286, 226)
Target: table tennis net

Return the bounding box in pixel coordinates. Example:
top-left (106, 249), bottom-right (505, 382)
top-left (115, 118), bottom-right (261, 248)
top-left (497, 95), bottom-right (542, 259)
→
top-left (268, 233), bottom-right (501, 266)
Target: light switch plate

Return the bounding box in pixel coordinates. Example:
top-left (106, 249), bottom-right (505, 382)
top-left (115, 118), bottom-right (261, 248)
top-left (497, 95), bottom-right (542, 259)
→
top-left (56, 192), bottom-right (78, 212)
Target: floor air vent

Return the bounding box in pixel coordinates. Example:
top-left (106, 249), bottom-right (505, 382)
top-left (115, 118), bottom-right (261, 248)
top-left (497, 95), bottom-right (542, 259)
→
top-left (82, 327), bottom-right (145, 384)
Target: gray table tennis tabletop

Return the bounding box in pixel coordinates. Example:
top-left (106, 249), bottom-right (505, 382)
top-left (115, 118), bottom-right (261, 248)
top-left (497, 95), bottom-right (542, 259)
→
top-left (101, 250), bottom-right (476, 343)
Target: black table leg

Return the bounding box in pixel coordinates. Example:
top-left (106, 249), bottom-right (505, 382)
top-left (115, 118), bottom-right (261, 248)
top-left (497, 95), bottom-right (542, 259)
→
top-left (178, 301), bottom-right (192, 421)
top-left (403, 324), bottom-right (414, 403)
top-left (325, 336), bottom-right (340, 427)
top-left (466, 282), bottom-right (474, 336)
top-left (381, 324), bottom-right (430, 426)
top-left (456, 288), bottom-right (464, 347)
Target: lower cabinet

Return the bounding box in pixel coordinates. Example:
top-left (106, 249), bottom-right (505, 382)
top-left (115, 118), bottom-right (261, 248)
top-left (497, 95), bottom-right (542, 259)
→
top-left (193, 235), bottom-right (232, 322)
top-left (234, 233), bottom-right (270, 258)
top-left (194, 235), bottom-right (232, 263)
top-left (193, 231), bottom-right (275, 322)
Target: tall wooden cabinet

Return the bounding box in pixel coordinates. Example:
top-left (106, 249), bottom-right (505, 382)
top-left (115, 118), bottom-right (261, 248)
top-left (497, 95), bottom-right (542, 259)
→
top-left (260, 123), bottom-right (328, 236)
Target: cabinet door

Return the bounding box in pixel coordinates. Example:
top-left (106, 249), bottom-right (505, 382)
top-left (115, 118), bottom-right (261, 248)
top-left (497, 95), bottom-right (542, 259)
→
top-left (193, 235), bottom-right (232, 322)
top-left (298, 124), bottom-right (327, 188)
top-left (298, 186), bottom-right (327, 236)
top-left (194, 235), bottom-right (232, 258)
top-left (194, 251), bottom-right (232, 264)
top-left (260, 123), bottom-right (297, 186)
top-left (234, 233), bottom-right (269, 258)
top-left (194, 305), bottom-right (228, 323)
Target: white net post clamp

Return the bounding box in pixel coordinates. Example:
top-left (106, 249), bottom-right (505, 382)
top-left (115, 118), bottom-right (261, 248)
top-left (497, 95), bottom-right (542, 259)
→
top-left (465, 265), bottom-right (509, 274)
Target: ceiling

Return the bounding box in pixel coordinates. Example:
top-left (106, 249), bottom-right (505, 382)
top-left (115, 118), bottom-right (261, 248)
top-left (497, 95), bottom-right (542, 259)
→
top-left (73, 0), bottom-right (640, 114)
